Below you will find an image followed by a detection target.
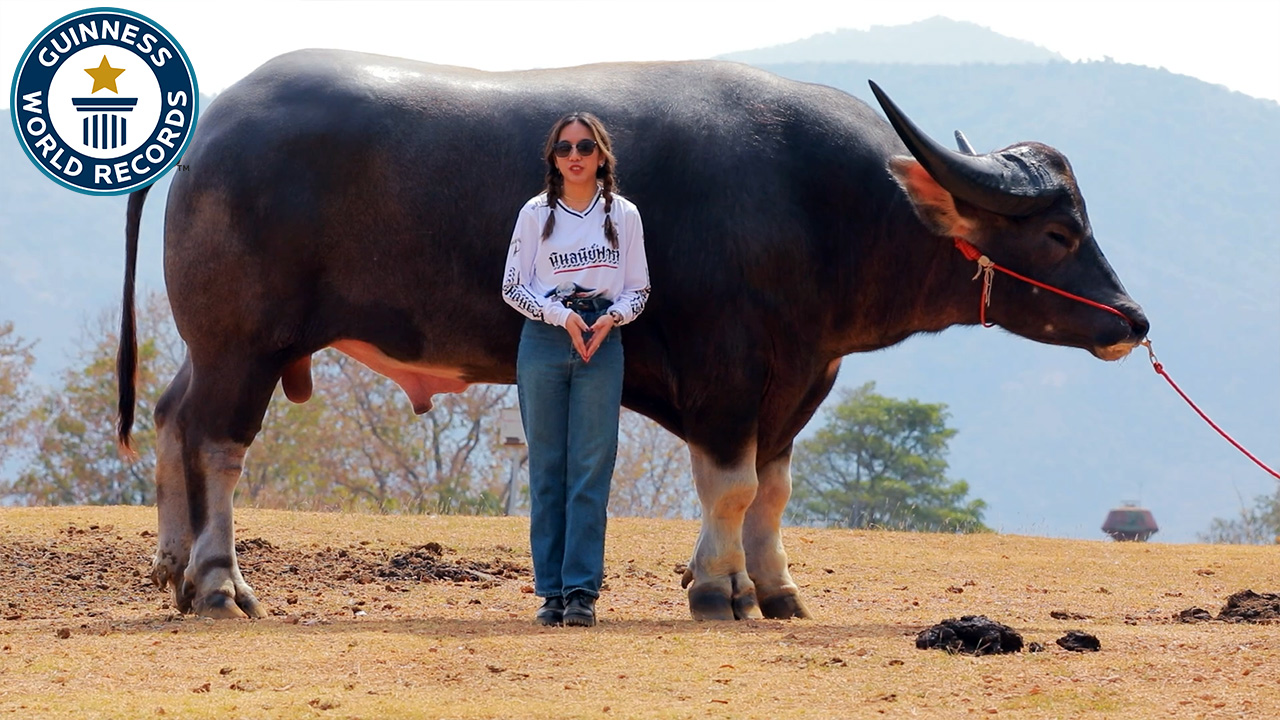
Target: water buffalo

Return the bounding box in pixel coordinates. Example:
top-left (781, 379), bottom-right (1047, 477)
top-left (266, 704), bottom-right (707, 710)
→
top-left (118, 50), bottom-right (1148, 620)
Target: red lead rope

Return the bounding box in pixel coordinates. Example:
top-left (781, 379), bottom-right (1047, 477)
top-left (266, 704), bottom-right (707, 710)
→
top-left (1140, 340), bottom-right (1280, 480)
top-left (952, 237), bottom-right (1280, 481)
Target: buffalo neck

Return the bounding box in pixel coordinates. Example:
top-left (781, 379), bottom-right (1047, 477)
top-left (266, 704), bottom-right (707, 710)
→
top-left (824, 195), bottom-right (978, 358)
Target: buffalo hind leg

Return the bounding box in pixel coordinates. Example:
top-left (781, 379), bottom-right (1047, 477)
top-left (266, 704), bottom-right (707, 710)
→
top-left (152, 358), bottom-right (196, 612)
top-left (744, 447), bottom-right (810, 619)
top-left (184, 440), bottom-right (262, 618)
top-left (682, 442), bottom-right (763, 621)
top-left (178, 358), bottom-right (278, 619)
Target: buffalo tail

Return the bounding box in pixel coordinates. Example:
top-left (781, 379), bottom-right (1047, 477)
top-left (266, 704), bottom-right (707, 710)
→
top-left (117, 185), bottom-right (151, 455)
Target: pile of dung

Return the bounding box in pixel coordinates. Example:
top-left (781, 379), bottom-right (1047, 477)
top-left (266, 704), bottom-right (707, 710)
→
top-left (915, 615), bottom-right (1024, 655)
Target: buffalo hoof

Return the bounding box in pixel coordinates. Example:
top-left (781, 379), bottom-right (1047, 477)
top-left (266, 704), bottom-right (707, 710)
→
top-left (195, 591), bottom-right (248, 619)
top-left (152, 553), bottom-right (198, 614)
top-left (150, 556), bottom-right (176, 589)
top-left (152, 556), bottom-right (179, 589)
top-left (193, 588), bottom-right (266, 620)
top-left (174, 578), bottom-right (197, 615)
top-left (151, 554), bottom-right (185, 591)
top-left (687, 574), bottom-right (764, 621)
top-left (759, 592), bottom-right (812, 620)
top-left (181, 570), bottom-right (267, 619)
top-left (230, 584), bottom-right (267, 619)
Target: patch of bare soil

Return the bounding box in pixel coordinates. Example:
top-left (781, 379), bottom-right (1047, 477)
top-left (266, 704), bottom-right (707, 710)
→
top-left (379, 542), bottom-right (527, 585)
top-left (230, 536), bottom-right (531, 618)
top-left (1176, 606), bottom-right (1214, 622)
top-left (6, 509), bottom-right (1280, 720)
top-left (0, 523), bottom-right (530, 626)
top-left (233, 536), bottom-right (528, 588)
top-left (1, 524), bottom-right (154, 623)
top-left (1050, 610), bottom-right (1093, 620)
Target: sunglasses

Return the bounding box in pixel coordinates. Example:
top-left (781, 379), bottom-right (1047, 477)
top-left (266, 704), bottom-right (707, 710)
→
top-left (552, 139), bottom-right (598, 158)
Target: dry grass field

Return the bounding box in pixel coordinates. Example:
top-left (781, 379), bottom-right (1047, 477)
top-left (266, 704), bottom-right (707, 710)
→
top-left (2, 505), bottom-right (1278, 719)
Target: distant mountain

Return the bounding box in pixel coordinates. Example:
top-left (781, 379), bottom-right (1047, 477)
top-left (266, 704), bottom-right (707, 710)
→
top-left (718, 16), bottom-right (1066, 65)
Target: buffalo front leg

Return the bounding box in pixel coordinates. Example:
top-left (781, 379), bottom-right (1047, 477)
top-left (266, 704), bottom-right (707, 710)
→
top-left (744, 448), bottom-right (811, 619)
top-left (682, 442), bottom-right (762, 620)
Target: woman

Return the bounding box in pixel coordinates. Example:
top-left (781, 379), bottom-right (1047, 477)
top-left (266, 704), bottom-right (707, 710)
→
top-left (501, 113), bottom-right (650, 627)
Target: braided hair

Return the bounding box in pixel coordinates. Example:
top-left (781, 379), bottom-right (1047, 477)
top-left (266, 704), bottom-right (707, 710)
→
top-left (541, 112), bottom-right (619, 248)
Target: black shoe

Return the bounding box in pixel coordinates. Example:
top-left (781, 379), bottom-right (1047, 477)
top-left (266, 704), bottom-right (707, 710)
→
top-left (535, 596), bottom-right (564, 626)
top-left (562, 592), bottom-right (596, 627)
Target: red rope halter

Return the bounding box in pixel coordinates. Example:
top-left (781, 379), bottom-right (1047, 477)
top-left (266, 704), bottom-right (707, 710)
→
top-left (953, 238), bottom-right (1132, 329)
top-left (952, 237), bottom-right (1279, 481)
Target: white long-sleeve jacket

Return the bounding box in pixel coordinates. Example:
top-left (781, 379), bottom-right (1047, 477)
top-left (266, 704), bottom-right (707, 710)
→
top-left (501, 189), bottom-right (650, 328)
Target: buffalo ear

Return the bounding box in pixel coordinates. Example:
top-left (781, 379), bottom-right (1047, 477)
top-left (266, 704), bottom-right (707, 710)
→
top-left (889, 157), bottom-right (975, 239)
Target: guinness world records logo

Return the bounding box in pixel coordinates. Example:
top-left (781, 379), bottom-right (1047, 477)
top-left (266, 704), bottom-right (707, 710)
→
top-left (10, 7), bottom-right (198, 195)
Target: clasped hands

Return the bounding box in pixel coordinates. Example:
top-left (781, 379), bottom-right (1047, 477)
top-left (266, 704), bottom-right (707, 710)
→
top-left (565, 312), bottom-right (615, 362)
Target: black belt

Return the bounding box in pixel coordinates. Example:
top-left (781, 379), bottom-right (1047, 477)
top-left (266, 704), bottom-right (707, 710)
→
top-left (561, 296), bottom-right (612, 313)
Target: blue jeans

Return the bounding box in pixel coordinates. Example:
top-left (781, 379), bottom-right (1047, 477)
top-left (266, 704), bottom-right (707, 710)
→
top-left (517, 313), bottom-right (623, 600)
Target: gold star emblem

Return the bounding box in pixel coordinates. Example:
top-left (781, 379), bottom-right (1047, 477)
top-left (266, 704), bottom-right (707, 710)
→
top-left (84, 56), bottom-right (126, 94)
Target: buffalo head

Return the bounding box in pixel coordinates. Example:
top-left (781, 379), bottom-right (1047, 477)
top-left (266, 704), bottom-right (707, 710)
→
top-left (869, 81), bottom-right (1149, 360)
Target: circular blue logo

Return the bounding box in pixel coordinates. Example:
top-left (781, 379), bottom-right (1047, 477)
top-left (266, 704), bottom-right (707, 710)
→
top-left (9, 7), bottom-right (198, 196)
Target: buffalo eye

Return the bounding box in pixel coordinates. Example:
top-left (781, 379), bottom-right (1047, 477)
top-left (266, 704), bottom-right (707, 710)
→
top-left (1046, 230), bottom-right (1074, 251)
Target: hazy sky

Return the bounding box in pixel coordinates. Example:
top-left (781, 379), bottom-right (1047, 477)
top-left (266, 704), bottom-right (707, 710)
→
top-left (3, 0), bottom-right (1278, 103)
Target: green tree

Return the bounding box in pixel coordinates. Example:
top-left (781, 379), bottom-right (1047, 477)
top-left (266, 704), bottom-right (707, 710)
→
top-left (789, 382), bottom-right (987, 532)
top-left (0, 321), bottom-right (37, 470)
top-left (11, 296), bottom-right (179, 505)
top-left (1201, 492), bottom-right (1280, 544)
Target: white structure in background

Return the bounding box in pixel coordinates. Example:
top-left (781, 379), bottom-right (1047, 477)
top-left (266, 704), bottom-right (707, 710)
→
top-left (499, 407), bottom-right (527, 515)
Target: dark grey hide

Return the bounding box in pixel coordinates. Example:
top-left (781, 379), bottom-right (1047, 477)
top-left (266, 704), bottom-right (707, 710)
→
top-left (118, 50), bottom-right (1147, 620)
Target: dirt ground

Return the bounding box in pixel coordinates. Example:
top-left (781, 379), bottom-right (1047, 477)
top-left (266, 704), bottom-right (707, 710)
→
top-left (2, 506), bottom-right (1279, 719)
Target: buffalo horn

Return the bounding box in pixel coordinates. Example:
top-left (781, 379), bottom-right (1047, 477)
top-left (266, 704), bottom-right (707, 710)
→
top-left (868, 80), bottom-right (1064, 217)
top-left (954, 130), bottom-right (976, 155)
